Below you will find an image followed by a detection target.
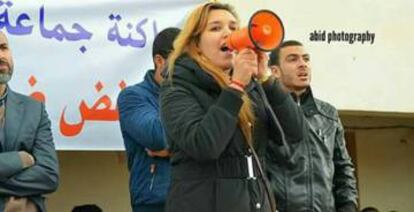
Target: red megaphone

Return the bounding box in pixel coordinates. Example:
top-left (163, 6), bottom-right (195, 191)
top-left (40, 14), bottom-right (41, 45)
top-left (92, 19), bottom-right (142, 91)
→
top-left (226, 10), bottom-right (285, 52)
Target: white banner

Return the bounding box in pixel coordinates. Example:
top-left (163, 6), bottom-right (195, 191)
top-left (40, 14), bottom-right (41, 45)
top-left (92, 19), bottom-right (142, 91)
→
top-left (4, 0), bottom-right (205, 150)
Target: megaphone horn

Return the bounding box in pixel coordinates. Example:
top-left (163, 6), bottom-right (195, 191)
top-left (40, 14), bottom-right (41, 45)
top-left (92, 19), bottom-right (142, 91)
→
top-left (226, 10), bottom-right (285, 52)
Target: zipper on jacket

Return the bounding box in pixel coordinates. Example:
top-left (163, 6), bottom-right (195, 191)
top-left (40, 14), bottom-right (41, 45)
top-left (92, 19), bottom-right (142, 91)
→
top-left (149, 163), bottom-right (156, 191)
top-left (304, 131), bottom-right (314, 210)
top-left (296, 96), bottom-right (301, 106)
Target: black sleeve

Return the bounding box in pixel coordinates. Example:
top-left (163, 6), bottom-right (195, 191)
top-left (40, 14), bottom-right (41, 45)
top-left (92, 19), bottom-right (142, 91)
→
top-left (336, 202), bottom-right (357, 212)
top-left (160, 84), bottom-right (244, 161)
top-left (333, 115), bottom-right (359, 209)
top-left (262, 78), bottom-right (305, 144)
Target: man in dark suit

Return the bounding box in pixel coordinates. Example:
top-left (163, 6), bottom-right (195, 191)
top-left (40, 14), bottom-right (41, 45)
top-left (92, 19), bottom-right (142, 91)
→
top-left (0, 31), bottom-right (59, 212)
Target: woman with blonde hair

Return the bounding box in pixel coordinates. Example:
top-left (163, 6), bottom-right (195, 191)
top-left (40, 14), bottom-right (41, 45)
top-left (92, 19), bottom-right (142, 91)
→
top-left (160, 2), bottom-right (305, 212)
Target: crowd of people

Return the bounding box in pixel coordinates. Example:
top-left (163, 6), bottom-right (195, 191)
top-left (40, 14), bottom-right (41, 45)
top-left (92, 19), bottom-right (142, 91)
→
top-left (0, 2), bottom-right (361, 212)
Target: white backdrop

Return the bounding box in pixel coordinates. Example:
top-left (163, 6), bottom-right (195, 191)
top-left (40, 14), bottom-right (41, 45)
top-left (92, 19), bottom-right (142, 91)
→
top-left (5, 0), bottom-right (414, 150)
top-left (225, 0), bottom-right (414, 114)
top-left (5, 0), bottom-right (204, 150)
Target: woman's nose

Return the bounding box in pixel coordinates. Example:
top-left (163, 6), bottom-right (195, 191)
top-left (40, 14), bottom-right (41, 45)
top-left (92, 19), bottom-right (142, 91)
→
top-left (223, 27), bottom-right (233, 38)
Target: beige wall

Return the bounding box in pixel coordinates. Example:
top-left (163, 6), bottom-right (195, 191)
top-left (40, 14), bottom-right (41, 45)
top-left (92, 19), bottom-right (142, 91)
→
top-left (355, 128), bottom-right (414, 211)
top-left (45, 115), bottom-right (414, 212)
top-left (46, 152), bottom-right (130, 212)
top-left (343, 115), bottom-right (414, 212)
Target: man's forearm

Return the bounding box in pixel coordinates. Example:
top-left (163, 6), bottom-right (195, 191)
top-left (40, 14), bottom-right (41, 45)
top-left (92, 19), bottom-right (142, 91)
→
top-left (0, 152), bottom-right (25, 180)
top-left (0, 165), bottom-right (58, 196)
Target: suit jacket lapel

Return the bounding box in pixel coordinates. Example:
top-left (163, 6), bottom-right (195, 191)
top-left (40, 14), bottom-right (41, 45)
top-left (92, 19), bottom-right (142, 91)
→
top-left (4, 89), bottom-right (24, 150)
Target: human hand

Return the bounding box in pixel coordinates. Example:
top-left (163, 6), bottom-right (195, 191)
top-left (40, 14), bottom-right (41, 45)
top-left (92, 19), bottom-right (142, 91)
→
top-left (232, 48), bottom-right (258, 86)
top-left (4, 196), bottom-right (28, 212)
top-left (146, 149), bottom-right (171, 158)
top-left (18, 151), bottom-right (35, 168)
top-left (256, 51), bottom-right (271, 81)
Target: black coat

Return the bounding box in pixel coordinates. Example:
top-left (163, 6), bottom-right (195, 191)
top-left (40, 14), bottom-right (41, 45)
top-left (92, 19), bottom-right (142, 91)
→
top-left (266, 88), bottom-right (358, 212)
top-left (160, 56), bottom-right (305, 212)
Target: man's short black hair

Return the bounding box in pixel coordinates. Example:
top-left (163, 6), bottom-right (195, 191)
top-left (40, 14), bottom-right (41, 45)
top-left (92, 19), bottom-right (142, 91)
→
top-left (152, 27), bottom-right (181, 59)
top-left (361, 207), bottom-right (380, 212)
top-left (269, 40), bottom-right (303, 66)
top-left (72, 204), bottom-right (102, 212)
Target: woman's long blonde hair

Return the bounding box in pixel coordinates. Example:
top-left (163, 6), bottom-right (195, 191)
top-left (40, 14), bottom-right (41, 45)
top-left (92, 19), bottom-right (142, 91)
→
top-left (168, 3), bottom-right (255, 145)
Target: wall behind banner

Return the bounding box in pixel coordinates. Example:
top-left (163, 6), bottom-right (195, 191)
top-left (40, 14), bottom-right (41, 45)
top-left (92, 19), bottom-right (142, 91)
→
top-left (221, 0), bottom-right (414, 114)
top-left (356, 129), bottom-right (414, 212)
top-left (45, 116), bottom-right (414, 211)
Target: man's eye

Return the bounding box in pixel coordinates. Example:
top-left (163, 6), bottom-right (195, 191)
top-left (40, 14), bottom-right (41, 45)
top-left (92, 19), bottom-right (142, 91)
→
top-left (287, 57), bottom-right (297, 62)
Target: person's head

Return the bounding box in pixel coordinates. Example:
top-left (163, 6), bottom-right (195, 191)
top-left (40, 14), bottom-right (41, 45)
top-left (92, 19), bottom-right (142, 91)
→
top-left (0, 31), bottom-right (14, 85)
top-left (169, 3), bottom-right (255, 145)
top-left (169, 2), bottom-right (239, 73)
top-left (152, 27), bottom-right (180, 84)
top-left (269, 40), bottom-right (311, 96)
top-left (361, 206), bottom-right (380, 212)
top-left (72, 204), bottom-right (102, 212)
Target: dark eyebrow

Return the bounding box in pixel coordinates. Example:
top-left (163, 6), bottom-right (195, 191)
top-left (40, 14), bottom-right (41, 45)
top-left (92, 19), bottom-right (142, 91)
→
top-left (286, 53), bottom-right (309, 58)
top-left (286, 53), bottom-right (300, 58)
top-left (207, 20), bottom-right (237, 26)
top-left (207, 21), bottom-right (221, 26)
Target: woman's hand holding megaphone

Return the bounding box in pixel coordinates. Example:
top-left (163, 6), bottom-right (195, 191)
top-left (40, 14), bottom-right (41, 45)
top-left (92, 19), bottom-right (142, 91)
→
top-left (232, 48), bottom-right (259, 87)
top-left (256, 51), bottom-right (271, 82)
top-left (232, 49), bottom-right (270, 86)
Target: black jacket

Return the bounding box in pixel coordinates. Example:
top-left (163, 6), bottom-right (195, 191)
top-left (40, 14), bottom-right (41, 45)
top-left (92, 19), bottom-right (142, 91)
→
top-left (160, 56), bottom-right (305, 212)
top-left (266, 88), bottom-right (358, 212)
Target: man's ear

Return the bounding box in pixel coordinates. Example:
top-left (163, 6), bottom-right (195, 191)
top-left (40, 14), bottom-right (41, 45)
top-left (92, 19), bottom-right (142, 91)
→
top-left (154, 54), bottom-right (165, 71)
top-left (270, 65), bottom-right (281, 78)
